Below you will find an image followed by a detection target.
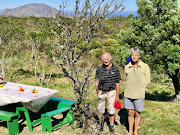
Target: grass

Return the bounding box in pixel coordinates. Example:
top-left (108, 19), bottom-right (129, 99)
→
top-left (0, 70), bottom-right (179, 135)
top-left (139, 101), bottom-right (180, 135)
top-left (146, 83), bottom-right (175, 101)
top-left (1, 99), bottom-right (179, 135)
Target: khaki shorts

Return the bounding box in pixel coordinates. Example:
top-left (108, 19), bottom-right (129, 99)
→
top-left (97, 90), bottom-right (116, 115)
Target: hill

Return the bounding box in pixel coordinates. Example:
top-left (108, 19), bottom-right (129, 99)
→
top-left (0, 3), bottom-right (70, 17)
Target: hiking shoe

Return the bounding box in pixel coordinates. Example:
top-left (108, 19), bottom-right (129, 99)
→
top-left (109, 127), bottom-right (114, 135)
top-left (100, 126), bottom-right (103, 132)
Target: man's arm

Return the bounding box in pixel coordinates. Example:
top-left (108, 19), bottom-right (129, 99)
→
top-left (115, 67), bottom-right (121, 101)
top-left (116, 82), bottom-right (120, 101)
top-left (95, 81), bottom-right (99, 94)
top-left (95, 67), bottom-right (100, 94)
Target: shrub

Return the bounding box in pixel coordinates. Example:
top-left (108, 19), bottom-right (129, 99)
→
top-left (93, 41), bottom-right (102, 49)
top-left (103, 38), bottom-right (118, 46)
top-left (94, 48), bottom-right (102, 58)
top-left (115, 45), bottom-right (130, 67)
top-left (105, 46), bottom-right (116, 54)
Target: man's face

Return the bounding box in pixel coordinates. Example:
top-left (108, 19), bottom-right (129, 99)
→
top-left (102, 54), bottom-right (111, 66)
top-left (131, 52), bottom-right (140, 63)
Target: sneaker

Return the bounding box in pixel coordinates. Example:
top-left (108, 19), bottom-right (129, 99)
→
top-left (109, 127), bottom-right (114, 135)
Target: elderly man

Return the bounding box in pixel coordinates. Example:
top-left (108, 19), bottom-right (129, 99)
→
top-left (124, 48), bottom-right (150, 135)
top-left (95, 52), bottom-right (121, 134)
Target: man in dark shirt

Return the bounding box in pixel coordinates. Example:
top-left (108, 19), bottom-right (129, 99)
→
top-left (95, 52), bottom-right (121, 134)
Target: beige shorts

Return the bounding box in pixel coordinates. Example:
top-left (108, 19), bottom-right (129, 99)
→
top-left (97, 90), bottom-right (116, 115)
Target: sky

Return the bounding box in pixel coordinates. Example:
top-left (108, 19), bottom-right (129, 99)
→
top-left (0, 0), bottom-right (144, 11)
top-left (0, 0), bottom-right (180, 12)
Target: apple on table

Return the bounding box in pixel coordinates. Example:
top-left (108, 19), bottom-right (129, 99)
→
top-left (31, 89), bottom-right (38, 93)
top-left (18, 86), bottom-right (24, 91)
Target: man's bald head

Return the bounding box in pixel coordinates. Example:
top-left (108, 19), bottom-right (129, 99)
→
top-left (101, 52), bottom-right (112, 67)
top-left (101, 52), bottom-right (112, 60)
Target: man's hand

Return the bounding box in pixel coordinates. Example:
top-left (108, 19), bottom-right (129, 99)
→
top-left (96, 89), bottom-right (100, 94)
top-left (115, 95), bottom-right (119, 102)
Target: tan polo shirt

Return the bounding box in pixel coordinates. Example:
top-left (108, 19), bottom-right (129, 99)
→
top-left (124, 60), bottom-right (150, 99)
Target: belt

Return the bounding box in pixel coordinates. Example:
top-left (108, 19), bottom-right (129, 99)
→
top-left (101, 89), bottom-right (115, 92)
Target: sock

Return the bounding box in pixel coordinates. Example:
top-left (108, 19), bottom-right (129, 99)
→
top-left (109, 125), bottom-right (114, 128)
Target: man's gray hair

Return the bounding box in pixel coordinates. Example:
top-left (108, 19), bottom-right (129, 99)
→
top-left (130, 47), bottom-right (140, 56)
top-left (101, 52), bottom-right (112, 60)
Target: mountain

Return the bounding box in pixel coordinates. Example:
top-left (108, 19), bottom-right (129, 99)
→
top-left (0, 3), bottom-right (70, 17)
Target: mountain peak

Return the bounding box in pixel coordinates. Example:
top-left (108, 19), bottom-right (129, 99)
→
top-left (0, 3), bottom-right (70, 17)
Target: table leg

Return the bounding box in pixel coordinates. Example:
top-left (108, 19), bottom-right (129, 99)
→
top-left (16, 107), bottom-right (33, 131)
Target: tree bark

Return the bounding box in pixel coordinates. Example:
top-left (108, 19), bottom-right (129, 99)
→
top-left (74, 86), bottom-right (82, 112)
top-left (170, 69), bottom-right (180, 95)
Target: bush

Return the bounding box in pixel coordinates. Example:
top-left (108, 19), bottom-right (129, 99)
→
top-left (94, 48), bottom-right (102, 58)
top-left (115, 45), bottom-right (130, 67)
top-left (103, 38), bottom-right (118, 46)
top-left (93, 41), bottom-right (102, 49)
top-left (105, 46), bottom-right (116, 54)
top-left (112, 32), bottom-right (117, 38)
top-left (77, 41), bottom-right (93, 51)
top-left (102, 34), bottom-right (109, 39)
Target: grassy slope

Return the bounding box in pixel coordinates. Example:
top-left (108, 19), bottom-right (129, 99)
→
top-left (1, 79), bottom-right (179, 135)
top-left (139, 101), bottom-right (180, 135)
top-left (1, 61), bottom-right (179, 135)
top-left (1, 100), bottom-right (179, 135)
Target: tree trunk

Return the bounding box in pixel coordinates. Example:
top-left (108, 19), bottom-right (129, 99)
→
top-left (170, 69), bottom-right (180, 95)
top-left (74, 86), bottom-right (82, 112)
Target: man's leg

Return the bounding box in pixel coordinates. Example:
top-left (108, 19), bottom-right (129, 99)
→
top-left (134, 111), bottom-right (141, 135)
top-left (97, 91), bottom-right (106, 131)
top-left (128, 109), bottom-right (135, 135)
top-left (107, 90), bottom-right (116, 134)
top-left (109, 114), bottom-right (115, 126)
top-left (100, 115), bottom-right (105, 131)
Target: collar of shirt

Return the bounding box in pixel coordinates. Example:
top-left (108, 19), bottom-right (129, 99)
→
top-left (102, 63), bottom-right (114, 69)
top-left (126, 60), bottom-right (143, 68)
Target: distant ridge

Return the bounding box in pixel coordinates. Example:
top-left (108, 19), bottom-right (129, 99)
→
top-left (0, 3), bottom-right (70, 17)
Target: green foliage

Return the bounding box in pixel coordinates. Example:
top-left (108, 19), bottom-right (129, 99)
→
top-left (72, 38), bottom-right (78, 43)
top-left (115, 45), bottom-right (130, 67)
top-left (127, 14), bottom-right (134, 18)
top-left (119, 0), bottom-right (180, 94)
top-left (77, 41), bottom-right (93, 51)
top-left (103, 38), bottom-right (118, 46)
top-left (111, 32), bottom-right (117, 38)
top-left (9, 57), bottom-right (24, 68)
top-left (45, 46), bottom-right (53, 58)
top-left (102, 34), bottom-right (109, 39)
top-left (102, 23), bottom-right (114, 34)
top-left (94, 48), bottom-right (102, 58)
top-left (105, 43), bottom-right (118, 54)
top-left (93, 41), bottom-right (102, 48)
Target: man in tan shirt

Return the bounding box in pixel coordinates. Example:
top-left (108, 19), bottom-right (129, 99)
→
top-left (124, 48), bottom-right (150, 135)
